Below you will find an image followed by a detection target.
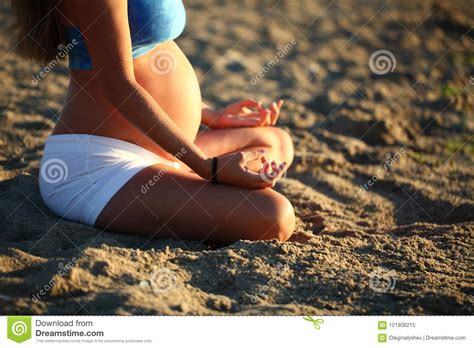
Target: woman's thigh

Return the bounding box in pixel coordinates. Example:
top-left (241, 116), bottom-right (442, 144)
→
top-left (95, 164), bottom-right (295, 244)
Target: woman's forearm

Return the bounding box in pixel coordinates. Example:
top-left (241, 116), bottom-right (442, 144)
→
top-left (105, 80), bottom-right (212, 178)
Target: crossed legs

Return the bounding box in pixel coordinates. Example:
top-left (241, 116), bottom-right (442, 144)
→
top-left (95, 127), bottom-right (295, 244)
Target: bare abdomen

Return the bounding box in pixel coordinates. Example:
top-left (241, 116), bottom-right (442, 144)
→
top-left (54, 41), bottom-right (202, 157)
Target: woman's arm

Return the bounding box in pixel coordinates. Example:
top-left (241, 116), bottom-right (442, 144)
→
top-left (76, 0), bottom-right (213, 177)
top-left (74, 0), bottom-right (278, 188)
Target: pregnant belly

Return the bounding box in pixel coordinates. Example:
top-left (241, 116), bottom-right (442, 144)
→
top-left (134, 41), bottom-right (202, 141)
top-left (56, 41), bottom-right (202, 158)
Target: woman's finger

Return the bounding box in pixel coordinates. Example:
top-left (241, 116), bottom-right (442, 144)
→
top-left (259, 108), bottom-right (272, 126)
top-left (240, 107), bottom-right (252, 115)
top-left (238, 117), bottom-right (264, 126)
top-left (272, 101), bottom-right (283, 126)
top-left (270, 102), bottom-right (278, 125)
top-left (261, 156), bottom-right (271, 174)
top-left (239, 100), bottom-right (261, 109)
top-left (257, 109), bottom-right (270, 126)
top-left (239, 111), bottom-right (263, 117)
top-left (227, 114), bottom-right (263, 126)
top-left (277, 161), bottom-right (287, 173)
top-left (271, 160), bottom-right (278, 173)
top-left (273, 161), bottom-right (287, 179)
top-left (223, 113), bottom-right (260, 125)
top-left (269, 100), bottom-right (284, 126)
top-left (234, 111), bottom-right (266, 120)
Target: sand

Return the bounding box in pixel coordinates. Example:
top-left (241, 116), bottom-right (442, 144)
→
top-left (0, 0), bottom-right (473, 315)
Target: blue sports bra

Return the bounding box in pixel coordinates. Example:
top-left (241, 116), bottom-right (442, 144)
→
top-left (66, 0), bottom-right (186, 70)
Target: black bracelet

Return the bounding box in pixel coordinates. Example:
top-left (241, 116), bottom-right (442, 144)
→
top-left (211, 157), bottom-right (219, 183)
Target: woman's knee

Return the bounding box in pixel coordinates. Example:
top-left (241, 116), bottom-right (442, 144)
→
top-left (268, 127), bottom-right (294, 165)
top-left (254, 191), bottom-right (295, 242)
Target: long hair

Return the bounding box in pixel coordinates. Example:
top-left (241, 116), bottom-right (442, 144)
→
top-left (10, 0), bottom-right (64, 64)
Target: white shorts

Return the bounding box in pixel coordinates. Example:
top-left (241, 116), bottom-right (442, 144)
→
top-left (39, 134), bottom-right (180, 226)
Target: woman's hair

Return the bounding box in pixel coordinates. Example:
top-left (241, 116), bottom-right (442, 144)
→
top-left (10, 0), bottom-right (64, 64)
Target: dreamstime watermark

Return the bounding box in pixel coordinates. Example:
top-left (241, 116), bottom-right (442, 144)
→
top-left (369, 49), bottom-right (396, 75)
top-left (11, 320), bottom-right (28, 335)
top-left (369, 268), bottom-right (397, 293)
top-left (250, 38), bottom-right (297, 85)
top-left (40, 158), bottom-right (69, 184)
top-left (149, 50), bottom-right (177, 75)
top-left (147, 267), bottom-right (178, 294)
top-left (359, 147), bottom-right (406, 193)
top-left (31, 257), bottom-right (78, 303)
top-left (32, 40), bottom-right (78, 85)
top-left (259, 161), bottom-right (288, 184)
top-left (140, 147), bottom-right (187, 194)
top-left (7, 316), bottom-right (32, 343)
top-left (250, 263), bottom-right (289, 303)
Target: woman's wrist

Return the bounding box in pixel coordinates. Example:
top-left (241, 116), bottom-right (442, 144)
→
top-left (193, 157), bottom-right (213, 180)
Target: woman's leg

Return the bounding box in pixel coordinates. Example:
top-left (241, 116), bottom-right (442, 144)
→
top-left (95, 164), bottom-right (295, 244)
top-left (194, 126), bottom-right (294, 172)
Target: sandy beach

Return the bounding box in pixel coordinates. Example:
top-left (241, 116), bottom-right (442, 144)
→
top-left (0, 0), bottom-right (473, 315)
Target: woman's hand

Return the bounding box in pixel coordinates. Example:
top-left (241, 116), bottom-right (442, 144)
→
top-left (213, 150), bottom-right (287, 189)
top-left (205, 99), bottom-right (284, 129)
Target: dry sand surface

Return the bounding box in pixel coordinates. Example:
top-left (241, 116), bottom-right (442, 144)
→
top-left (1, 0), bottom-right (473, 315)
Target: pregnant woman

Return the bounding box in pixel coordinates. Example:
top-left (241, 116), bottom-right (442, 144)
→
top-left (11, 0), bottom-right (295, 244)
